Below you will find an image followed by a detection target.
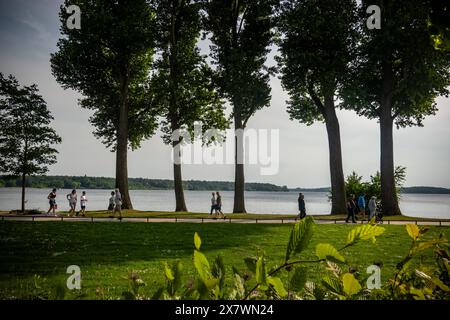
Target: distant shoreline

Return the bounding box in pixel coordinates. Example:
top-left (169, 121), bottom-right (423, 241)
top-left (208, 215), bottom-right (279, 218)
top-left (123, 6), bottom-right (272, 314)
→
top-left (0, 175), bottom-right (449, 194)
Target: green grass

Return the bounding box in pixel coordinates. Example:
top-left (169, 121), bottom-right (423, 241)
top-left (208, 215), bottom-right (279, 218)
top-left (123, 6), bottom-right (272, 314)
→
top-left (0, 221), bottom-right (449, 299)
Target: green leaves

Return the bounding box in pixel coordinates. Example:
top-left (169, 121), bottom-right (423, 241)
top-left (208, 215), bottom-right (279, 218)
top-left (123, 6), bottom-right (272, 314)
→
top-left (342, 273), bottom-right (362, 296)
top-left (255, 256), bottom-right (267, 285)
top-left (285, 217), bottom-right (314, 261)
top-left (289, 267), bottom-right (307, 292)
top-left (194, 232), bottom-right (201, 250)
top-left (406, 224), bottom-right (420, 240)
top-left (267, 276), bottom-right (288, 298)
top-left (346, 224), bottom-right (385, 245)
top-left (315, 243), bottom-right (345, 263)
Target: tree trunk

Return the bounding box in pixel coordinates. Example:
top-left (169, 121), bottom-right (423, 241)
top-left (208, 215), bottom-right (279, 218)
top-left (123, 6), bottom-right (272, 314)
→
top-left (173, 159), bottom-right (188, 212)
top-left (323, 95), bottom-right (347, 215)
top-left (21, 172), bottom-right (26, 213)
top-left (380, 61), bottom-right (401, 216)
top-left (233, 114), bottom-right (246, 213)
top-left (115, 65), bottom-right (132, 209)
top-left (380, 111), bottom-right (401, 216)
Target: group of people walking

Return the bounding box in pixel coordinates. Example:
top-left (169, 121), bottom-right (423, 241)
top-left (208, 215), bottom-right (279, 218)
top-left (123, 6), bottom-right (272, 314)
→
top-left (210, 192), bottom-right (225, 219)
top-left (345, 193), bottom-right (379, 223)
top-left (46, 188), bottom-right (123, 220)
top-left (45, 188), bottom-right (380, 222)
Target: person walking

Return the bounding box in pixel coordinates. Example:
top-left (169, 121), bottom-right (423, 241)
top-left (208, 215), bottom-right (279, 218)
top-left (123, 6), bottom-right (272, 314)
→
top-left (298, 193), bottom-right (306, 219)
top-left (66, 189), bottom-right (77, 217)
top-left (214, 191), bottom-right (225, 219)
top-left (47, 188), bottom-right (57, 216)
top-left (368, 196), bottom-right (377, 221)
top-left (357, 193), bottom-right (366, 219)
top-left (108, 191), bottom-right (115, 217)
top-left (114, 188), bottom-right (123, 220)
top-left (346, 194), bottom-right (357, 223)
top-left (210, 192), bottom-right (217, 215)
top-left (79, 191), bottom-right (87, 217)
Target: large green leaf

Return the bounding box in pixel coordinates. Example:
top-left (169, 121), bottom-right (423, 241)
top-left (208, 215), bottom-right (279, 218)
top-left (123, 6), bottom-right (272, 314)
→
top-left (322, 275), bottom-right (343, 295)
top-left (267, 276), bottom-right (288, 298)
top-left (406, 224), bottom-right (420, 240)
top-left (194, 232), bottom-right (202, 251)
top-left (164, 262), bottom-right (174, 281)
top-left (315, 243), bottom-right (345, 263)
top-left (255, 256), bottom-right (267, 285)
top-left (244, 257), bottom-right (257, 274)
top-left (342, 273), bottom-right (362, 296)
top-left (285, 217), bottom-right (314, 261)
top-left (193, 250), bottom-right (218, 289)
top-left (346, 224), bottom-right (385, 245)
top-left (289, 267), bottom-right (307, 292)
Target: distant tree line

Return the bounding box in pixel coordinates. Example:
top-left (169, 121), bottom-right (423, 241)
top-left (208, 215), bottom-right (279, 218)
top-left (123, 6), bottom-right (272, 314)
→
top-left (0, 175), bottom-right (289, 192)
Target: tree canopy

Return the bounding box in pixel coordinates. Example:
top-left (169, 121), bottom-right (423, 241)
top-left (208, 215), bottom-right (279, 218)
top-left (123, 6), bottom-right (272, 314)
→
top-left (0, 73), bottom-right (61, 211)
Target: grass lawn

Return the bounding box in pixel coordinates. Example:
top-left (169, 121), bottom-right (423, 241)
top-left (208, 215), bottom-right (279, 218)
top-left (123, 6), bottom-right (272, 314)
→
top-left (0, 221), bottom-right (449, 299)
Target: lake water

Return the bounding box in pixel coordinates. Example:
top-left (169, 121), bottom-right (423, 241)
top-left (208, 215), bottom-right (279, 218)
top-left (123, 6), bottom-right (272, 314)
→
top-left (0, 188), bottom-right (449, 219)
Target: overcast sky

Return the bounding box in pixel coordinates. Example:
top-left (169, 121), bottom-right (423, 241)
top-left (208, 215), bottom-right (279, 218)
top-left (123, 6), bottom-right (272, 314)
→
top-left (1, 0), bottom-right (449, 189)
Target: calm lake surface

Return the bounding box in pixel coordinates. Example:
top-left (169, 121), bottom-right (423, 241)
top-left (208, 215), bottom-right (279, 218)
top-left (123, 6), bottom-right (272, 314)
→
top-left (0, 188), bottom-right (449, 219)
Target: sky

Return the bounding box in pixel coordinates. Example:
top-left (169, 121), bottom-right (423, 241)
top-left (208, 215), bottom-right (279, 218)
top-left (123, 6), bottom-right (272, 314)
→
top-left (0, 0), bottom-right (449, 189)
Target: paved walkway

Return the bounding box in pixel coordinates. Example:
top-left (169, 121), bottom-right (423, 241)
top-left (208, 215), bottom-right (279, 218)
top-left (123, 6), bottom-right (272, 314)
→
top-left (1, 215), bottom-right (449, 226)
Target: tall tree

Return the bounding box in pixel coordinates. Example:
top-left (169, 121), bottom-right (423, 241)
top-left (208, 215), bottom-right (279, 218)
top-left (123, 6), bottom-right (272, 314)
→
top-left (205, 0), bottom-right (275, 213)
top-left (342, 0), bottom-right (450, 215)
top-left (151, 0), bottom-right (228, 211)
top-left (51, 0), bottom-right (159, 209)
top-left (0, 73), bottom-right (61, 212)
top-left (277, 0), bottom-right (356, 215)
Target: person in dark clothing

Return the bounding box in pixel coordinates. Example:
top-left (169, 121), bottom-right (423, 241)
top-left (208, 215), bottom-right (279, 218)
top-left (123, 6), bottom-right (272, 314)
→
top-left (346, 194), bottom-right (357, 223)
top-left (298, 193), bottom-right (306, 219)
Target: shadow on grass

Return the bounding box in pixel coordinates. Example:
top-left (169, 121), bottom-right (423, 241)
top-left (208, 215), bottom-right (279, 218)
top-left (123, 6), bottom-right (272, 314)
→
top-left (0, 221), bottom-right (291, 277)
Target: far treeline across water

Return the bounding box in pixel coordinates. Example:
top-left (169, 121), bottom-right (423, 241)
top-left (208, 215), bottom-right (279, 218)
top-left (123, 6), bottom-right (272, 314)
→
top-left (0, 176), bottom-right (449, 194)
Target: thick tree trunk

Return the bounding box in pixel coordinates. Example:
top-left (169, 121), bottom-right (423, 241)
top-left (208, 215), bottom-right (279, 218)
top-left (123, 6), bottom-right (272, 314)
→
top-left (21, 172), bottom-right (26, 213)
top-left (233, 115), bottom-right (246, 213)
top-left (380, 111), bottom-right (401, 216)
top-left (323, 96), bottom-right (347, 215)
top-left (173, 160), bottom-right (188, 212)
top-left (115, 66), bottom-right (132, 209)
top-left (380, 62), bottom-right (401, 216)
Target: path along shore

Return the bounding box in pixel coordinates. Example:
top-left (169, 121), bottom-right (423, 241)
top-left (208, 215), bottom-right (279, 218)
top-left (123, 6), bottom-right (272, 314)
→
top-left (1, 214), bottom-right (449, 226)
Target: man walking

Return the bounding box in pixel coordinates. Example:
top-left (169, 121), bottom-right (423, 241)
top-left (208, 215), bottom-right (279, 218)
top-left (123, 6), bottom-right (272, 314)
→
top-left (298, 193), bottom-right (306, 219)
top-left (357, 193), bottom-right (366, 219)
top-left (346, 194), bottom-right (357, 223)
top-left (210, 192), bottom-right (217, 215)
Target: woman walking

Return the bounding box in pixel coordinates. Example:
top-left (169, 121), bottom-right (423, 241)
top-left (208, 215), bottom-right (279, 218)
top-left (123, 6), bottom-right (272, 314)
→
top-left (214, 192), bottom-right (225, 219)
top-left (368, 196), bottom-right (377, 221)
top-left (66, 189), bottom-right (77, 217)
top-left (108, 191), bottom-right (115, 217)
top-left (114, 188), bottom-right (123, 220)
top-left (47, 188), bottom-right (57, 216)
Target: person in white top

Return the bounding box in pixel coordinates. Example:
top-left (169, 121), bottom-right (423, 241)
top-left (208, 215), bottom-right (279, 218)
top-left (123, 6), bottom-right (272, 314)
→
top-left (368, 196), bottom-right (377, 221)
top-left (114, 188), bottom-right (123, 220)
top-left (79, 191), bottom-right (87, 217)
top-left (66, 189), bottom-right (77, 217)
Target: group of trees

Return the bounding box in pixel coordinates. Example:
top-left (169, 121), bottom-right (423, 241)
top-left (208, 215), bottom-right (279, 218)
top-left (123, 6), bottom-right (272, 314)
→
top-left (50, 0), bottom-right (277, 213)
top-left (278, 0), bottom-right (450, 216)
top-left (1, 0), bottom-right (449, 215)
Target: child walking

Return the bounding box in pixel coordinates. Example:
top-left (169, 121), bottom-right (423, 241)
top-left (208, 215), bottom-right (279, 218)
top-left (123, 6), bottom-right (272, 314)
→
top-left (79, 191), bottom-right (87, 217)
